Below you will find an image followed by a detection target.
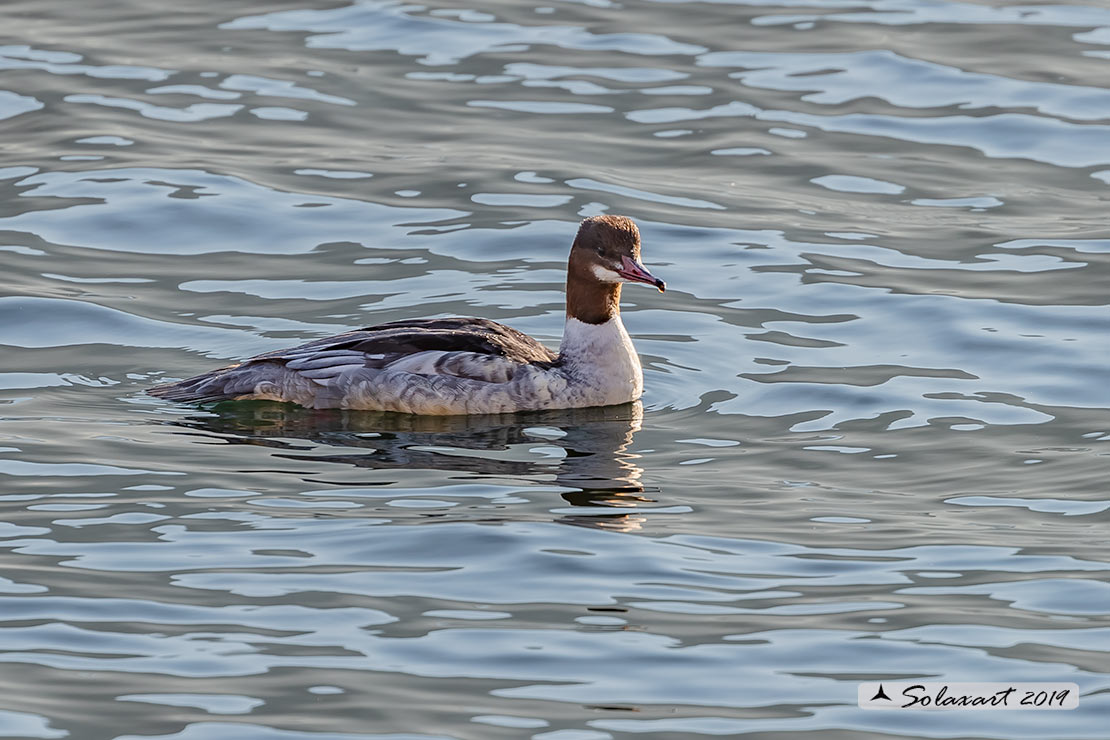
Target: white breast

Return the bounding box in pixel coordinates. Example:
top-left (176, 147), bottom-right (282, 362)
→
top-left (556, 316), bottom-right (643, 407)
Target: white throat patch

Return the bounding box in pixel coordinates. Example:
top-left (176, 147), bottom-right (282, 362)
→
top-left (558, 316), bottom-right (643, 406)
top-left (590, 263), bottom-right (622, 283)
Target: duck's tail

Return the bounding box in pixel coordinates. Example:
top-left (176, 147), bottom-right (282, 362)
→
top-left (148, 363), bottom-right (289, 404)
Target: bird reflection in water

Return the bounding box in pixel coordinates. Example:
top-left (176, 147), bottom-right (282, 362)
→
top-left (166, 401), bottom-right (656, 531)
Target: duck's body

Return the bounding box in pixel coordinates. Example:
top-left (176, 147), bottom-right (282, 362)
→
top-left (150, 215), bottom-right (664, 415)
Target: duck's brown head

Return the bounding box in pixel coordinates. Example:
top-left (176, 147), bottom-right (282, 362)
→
top-left (566, 215), bottom-right (665, 324)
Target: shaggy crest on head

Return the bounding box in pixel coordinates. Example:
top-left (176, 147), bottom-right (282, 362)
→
top-left (150, 215), bottom-right (666, 415)
top-left (576, 214), bottom-right (640, 254)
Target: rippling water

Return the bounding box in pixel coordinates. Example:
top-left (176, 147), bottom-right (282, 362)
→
top-left (2, 1), bottom-right (1108, 738)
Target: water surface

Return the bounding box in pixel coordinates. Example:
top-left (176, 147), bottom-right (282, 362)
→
top-left (1, 1), bottom-right (1108, 738)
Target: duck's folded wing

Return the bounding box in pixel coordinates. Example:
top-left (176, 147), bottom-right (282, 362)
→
top-left (150, 317), bottom-right (558, 404)
top-left (252, 317), bottom-right (556, 366)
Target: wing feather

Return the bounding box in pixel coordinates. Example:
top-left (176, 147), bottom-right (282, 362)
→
top-left (150, 317), bottom-right (558, 404)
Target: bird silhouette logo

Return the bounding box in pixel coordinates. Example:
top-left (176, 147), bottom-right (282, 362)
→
top-left (870, 684), bottom-right (892, 702)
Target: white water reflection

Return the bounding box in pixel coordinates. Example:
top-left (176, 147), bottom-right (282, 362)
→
top-left (222, 3), bottom-right (706, 62)
top-left (0, 168), bottom-right (465, 255)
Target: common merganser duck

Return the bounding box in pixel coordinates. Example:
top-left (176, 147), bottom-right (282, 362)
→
top-left (150, 215), bottom-right (665, 414)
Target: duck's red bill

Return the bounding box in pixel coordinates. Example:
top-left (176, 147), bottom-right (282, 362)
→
top-left (618, 255), bottom-right (666, 292)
